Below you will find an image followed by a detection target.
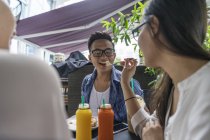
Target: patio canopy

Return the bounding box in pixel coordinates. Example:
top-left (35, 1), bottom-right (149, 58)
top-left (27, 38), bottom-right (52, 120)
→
top-left (16, 0), bottom-right (141, 55)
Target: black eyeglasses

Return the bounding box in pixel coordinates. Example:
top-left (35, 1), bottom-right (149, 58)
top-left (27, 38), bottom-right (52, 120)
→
top-left (91, 48), bottom-right (115, 57)
top-left (132, 21), bottom-right (148, 41)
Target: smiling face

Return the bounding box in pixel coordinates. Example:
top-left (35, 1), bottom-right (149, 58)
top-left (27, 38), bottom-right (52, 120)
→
top-left (88, 39), bottom-right (116, 73)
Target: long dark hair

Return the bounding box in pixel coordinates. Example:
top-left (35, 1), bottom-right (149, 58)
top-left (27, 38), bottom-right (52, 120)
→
top-left (144, 0), bottom-right (210, 128)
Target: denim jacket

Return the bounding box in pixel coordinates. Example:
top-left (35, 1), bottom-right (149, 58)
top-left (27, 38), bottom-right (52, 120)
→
top-left (81, 66), bottom-right (143, 123)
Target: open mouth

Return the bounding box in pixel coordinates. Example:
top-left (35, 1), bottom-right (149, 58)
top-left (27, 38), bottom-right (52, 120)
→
top-left (99, 61), bottom-right (112, 66)
top-left (105, 61), bottom-right (112, 66)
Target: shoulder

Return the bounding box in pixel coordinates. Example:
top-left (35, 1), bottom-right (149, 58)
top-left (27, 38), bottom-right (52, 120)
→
top-left (0, 53), bottom-right (57, 75)
top-left (190, 63), bottom-right (210, 93)
top-left (83, 73), bottom-right (93, 81)
top-left (1, 52), bottom-right (63, 83)
top-left (185, 63), bottom-right (210, 114)
top-left (0, 54), bottom-right (63, 105)
top-left (82, 73), bottom-right (95, 88)
top-left (112, 66), bottom-right (122, 81)
top-left (112, 66), bottom-right (122, 73)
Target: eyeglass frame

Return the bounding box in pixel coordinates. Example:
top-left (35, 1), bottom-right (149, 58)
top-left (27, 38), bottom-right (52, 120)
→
top-left (132, 21), bottom-right (149, 41)
top-left (90, 48), bottom-right (115, 57)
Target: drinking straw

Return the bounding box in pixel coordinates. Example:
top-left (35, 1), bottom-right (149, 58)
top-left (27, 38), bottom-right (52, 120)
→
top-left (102, 98), bottom-right (105, 108)
top-left (130, 78), bottom-right (134, 93)
top-left (81, 95), bottom-right (84, 107)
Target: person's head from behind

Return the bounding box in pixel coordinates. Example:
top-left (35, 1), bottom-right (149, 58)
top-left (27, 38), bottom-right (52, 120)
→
top-left (88, 32), bottom-right (116, 72)
top-left (134, 0), bottom-right (210, 68)
top-left (0, 0), bottom-right (16, 50)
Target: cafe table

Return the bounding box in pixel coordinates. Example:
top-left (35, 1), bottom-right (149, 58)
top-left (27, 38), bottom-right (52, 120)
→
top-left (71, 126), bottom-right (140, 140)
top-left (68, 115), bottom-right (140, 140)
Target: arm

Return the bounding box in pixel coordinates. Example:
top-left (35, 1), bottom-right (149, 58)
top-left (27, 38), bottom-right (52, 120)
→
top-left (81, 77), bottom-right (87, 97)
top-left (121, 58), bottom-right (155, 136)
top-left (121, 58), bottom-right (141, 116)
top-left (113, 85), bottom-right (127, 123)
top-left (81, 75), bottom-right (90, 103)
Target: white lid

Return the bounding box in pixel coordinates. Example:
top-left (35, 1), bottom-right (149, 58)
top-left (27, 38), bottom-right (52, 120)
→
top-left (78, 103), bottom-right (89, 109)
top-left (100, 104), bottom-right (112, 109)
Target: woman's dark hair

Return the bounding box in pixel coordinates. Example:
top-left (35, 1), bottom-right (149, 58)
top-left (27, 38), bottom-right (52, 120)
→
top-left (144, 0), bottom-right (210, 128)
top-left (88, 32), bottom-right (114, 51)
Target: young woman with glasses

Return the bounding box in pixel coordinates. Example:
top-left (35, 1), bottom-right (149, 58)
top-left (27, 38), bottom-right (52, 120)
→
top-left (121, 0), bottom-right (210, 140)
top-left (81, 32), bottom-right (143, 123)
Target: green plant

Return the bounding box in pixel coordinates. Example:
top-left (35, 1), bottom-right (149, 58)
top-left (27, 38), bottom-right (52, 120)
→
top-left (101, 2), bottom-right (145, 47)
top-left (101, 2), bottom-right (157, 76)
top-left (114, 57), bottom-right (122, 65)
top-left (101, 2), bottom-right (210, 78)
top-left (203, 25), bottom-right (210, 52)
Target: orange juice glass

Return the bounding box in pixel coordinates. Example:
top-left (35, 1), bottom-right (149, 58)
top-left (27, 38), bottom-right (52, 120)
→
top-left (76, 103), bottom-right (92, 140)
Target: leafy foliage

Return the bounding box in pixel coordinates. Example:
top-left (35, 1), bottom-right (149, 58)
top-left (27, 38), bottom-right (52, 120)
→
top-left (101, 2), bottom-right (210, 77)
top-left (203, 25), bottom-right (210, 52)
top-left (101, 2), bottom-right (157, 76)
top-left (101, 2), bottom-right (145, 46)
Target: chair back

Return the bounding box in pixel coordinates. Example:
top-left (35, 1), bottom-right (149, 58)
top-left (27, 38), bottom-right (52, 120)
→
top-left (67, 64), bottom-right (94, 117)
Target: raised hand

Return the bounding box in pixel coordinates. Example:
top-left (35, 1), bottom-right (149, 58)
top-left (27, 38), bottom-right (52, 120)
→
top-left (121, 58), bottom-right (138, 84)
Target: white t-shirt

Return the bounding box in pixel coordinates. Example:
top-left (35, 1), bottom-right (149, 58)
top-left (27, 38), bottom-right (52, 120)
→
top-left (89, 85), bottom-right (110, 116)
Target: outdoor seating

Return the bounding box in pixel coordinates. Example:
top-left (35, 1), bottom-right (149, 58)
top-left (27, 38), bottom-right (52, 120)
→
top-left (67, 64), bottom-right (156, 117)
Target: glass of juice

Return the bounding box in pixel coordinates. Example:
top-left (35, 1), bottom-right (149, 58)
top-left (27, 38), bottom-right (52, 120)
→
top-left (76, 103), bottom-right (92, 140)
top-left (98, 104), bottom-right (114, 140)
